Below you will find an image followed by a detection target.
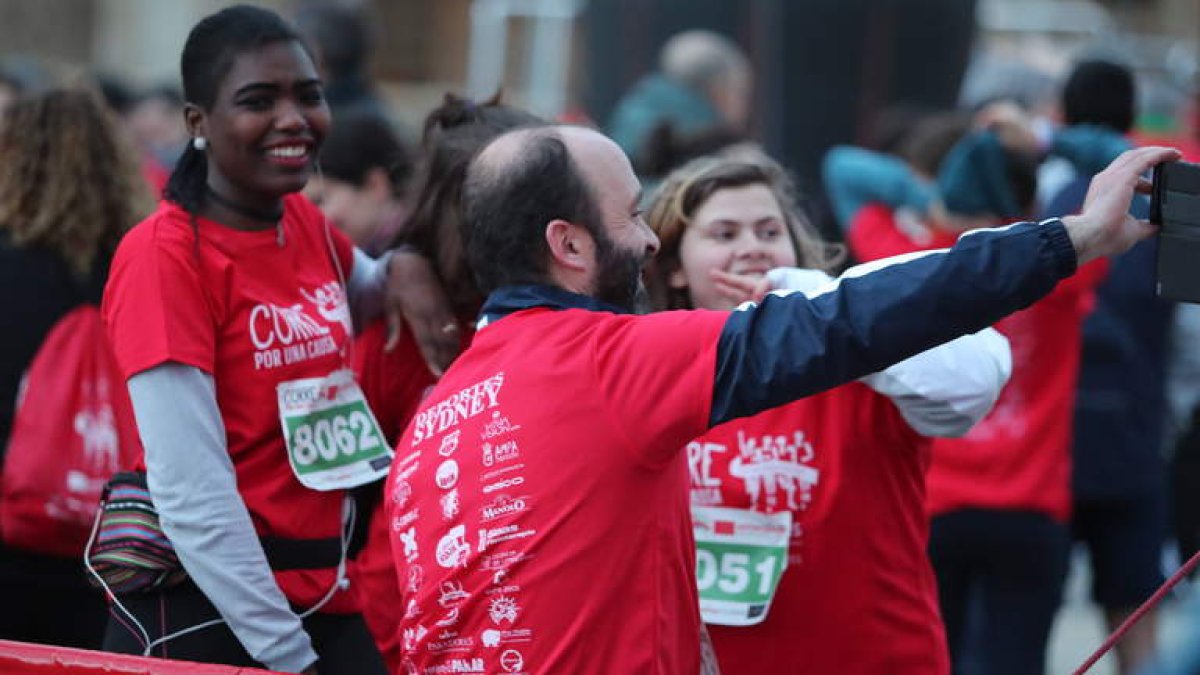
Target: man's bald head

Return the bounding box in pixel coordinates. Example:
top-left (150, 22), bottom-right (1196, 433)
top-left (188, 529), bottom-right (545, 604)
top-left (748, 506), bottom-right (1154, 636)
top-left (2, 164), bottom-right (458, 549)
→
top-left (468, 126), bottom-right (545, 186)
top-left (462, 126), bottom-right (606, 294)
top-left (660, 30), bottom-right (749, 92)
top-left (659, 30), bottom-right (752, 129)
top-left (470, 125), bottom-right (627, 189)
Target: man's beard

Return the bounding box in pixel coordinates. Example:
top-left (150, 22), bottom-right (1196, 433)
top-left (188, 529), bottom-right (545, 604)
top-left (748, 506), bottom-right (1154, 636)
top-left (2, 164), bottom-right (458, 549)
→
top-left (592, 233), bottom-right (650, 314)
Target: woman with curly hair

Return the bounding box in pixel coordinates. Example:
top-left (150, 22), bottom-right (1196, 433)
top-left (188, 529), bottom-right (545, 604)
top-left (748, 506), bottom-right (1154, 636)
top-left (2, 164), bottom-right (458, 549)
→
top-left (0, 87), bottom-right (153, 649)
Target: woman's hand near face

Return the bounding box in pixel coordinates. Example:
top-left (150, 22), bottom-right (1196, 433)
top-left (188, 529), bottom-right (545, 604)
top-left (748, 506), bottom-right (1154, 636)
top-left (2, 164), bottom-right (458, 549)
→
top-left (384, 249), bottom-right (461, 376)
top-left (709, 268), bottom-right (772, 307)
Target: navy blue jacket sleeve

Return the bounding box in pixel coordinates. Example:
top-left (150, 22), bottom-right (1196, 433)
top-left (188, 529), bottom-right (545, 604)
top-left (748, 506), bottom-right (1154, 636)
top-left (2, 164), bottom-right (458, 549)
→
top-left (710, 219), bottom-right (1076, 427)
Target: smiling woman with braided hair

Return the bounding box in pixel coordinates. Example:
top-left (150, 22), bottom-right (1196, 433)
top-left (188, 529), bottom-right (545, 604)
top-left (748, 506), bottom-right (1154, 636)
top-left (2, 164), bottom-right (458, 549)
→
top-left (99, 5), bottom-right (409, 673)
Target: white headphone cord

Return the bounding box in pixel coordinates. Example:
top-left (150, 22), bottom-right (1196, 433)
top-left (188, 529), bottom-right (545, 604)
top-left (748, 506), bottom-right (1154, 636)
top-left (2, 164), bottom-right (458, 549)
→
top-left (83, 502), bottom-right (151, 650)
top-left (298, 494), bottom-right (354, 619)
top-left (85, 493), bottom-right (355, 656)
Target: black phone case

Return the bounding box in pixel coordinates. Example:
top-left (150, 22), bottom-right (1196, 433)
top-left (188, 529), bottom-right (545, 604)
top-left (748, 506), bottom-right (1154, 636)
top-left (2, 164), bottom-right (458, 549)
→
top-left (1154, 160), bottom-right (1200, 303)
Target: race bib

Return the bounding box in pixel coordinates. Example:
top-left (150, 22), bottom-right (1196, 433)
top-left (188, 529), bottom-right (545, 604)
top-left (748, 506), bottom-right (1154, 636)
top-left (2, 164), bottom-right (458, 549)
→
top-left (278, 369), bottom-right (393, 490)
top-left (692, 505), bottom-right (791, 626)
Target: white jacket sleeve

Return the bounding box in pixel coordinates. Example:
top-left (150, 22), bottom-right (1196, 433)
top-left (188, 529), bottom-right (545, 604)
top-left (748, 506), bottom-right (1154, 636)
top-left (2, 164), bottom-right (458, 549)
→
top-left (766, 266), bottom-right (1012, 437)
top-left (127, 363), bottom-right (318, 673)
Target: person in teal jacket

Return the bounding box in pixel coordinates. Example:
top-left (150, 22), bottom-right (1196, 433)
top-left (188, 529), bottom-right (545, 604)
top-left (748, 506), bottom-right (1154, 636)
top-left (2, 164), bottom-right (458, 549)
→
top-left (607, 30), bottom-right (751, 165)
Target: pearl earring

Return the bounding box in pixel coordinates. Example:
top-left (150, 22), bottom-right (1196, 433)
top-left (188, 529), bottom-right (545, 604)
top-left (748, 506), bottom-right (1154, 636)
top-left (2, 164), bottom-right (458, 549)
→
top-left (193, 137), bottom-right (208, 151)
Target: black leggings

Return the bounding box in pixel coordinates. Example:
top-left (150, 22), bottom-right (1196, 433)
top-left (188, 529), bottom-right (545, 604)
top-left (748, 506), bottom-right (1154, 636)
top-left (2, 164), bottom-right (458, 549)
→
top-left (928, 508), bottom-right (1070, 675)
top-left (0, 543), bottom-right (108, 649)
top-left (102, 580), bottom-right (386, 675)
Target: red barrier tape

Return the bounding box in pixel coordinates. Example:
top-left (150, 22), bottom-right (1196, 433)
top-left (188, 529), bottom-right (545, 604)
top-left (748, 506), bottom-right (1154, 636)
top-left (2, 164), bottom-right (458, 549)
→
top-left (0, 640), bottom-right (283, 674)
top-left (1073, 548), bottom-right (1200, 674)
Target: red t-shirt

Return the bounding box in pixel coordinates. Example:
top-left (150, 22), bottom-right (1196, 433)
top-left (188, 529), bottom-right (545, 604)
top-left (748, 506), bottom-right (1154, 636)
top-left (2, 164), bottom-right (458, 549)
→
top-left (354, 319), bottom-right (475, 447)
top-left (847, 203), bottom-right (958, 261)
top-left (351, 319), bottom-right (475, 672)
top-left (694, 385), bottom-right (949, 674)
top-left (924, 261), bottom-right (1103, 522)
top-left (102, 195), bottom-right (362, 612)
top-left (385, 306), bottom-right (727, 674)
top-left (849, 203), bottom-right (1106, 522)
top-left (355, 320), bottom-right (439, 447)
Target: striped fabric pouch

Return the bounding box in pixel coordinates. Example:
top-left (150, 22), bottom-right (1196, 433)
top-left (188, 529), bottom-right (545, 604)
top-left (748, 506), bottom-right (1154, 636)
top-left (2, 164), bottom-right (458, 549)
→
top-left (85, 471), bottom-right (188, 594)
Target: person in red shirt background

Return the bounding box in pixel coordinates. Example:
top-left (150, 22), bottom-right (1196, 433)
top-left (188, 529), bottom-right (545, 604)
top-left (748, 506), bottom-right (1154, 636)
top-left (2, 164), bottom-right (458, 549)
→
top-left (843, 126), bottom-right (1107, 675)
top-left (645, 155), bottom-right (1011, 674)
top-left (305, 109), bottom-right (415, 258)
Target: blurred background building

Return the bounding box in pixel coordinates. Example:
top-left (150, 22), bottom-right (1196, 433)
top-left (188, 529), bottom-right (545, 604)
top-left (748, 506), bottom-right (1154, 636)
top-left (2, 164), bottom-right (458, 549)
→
top-left (2, 0), bottom-right (1195, 235)
top-left (3, 0), bottom-right (1195, 139)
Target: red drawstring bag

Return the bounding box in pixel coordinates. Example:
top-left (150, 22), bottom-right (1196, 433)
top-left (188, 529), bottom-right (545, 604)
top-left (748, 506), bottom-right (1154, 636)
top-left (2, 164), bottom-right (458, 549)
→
top-left (1, 305), bottom-right (141, 557)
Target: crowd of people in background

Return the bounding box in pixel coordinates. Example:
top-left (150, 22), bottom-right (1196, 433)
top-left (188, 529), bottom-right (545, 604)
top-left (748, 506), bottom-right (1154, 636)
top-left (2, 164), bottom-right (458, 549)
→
top-left (0, 3), bottom-right (1198, 675)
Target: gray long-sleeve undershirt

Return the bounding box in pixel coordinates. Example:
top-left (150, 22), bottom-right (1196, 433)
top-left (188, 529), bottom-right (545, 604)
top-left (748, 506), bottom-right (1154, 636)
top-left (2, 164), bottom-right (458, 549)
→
top-left (124, 249), bottom-right (389, 673)
top-left (130, 365), bottom-right (317, 673)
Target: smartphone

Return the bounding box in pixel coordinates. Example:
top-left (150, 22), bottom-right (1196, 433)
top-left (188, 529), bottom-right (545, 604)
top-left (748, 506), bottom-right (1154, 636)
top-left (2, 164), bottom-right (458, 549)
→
top-left (1154, 160), bottom-right (1200, 303)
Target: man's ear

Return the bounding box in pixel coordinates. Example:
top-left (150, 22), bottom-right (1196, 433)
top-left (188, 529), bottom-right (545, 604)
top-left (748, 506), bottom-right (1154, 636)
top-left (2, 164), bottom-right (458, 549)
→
top-left (545, 218), bottom-right (594, 272)
top-left (184, 103), bottom-right (206, 140)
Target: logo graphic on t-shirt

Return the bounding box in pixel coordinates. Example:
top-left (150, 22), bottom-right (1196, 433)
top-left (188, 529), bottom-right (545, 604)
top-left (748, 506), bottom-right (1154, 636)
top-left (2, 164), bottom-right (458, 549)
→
top-left (300, 281), bottom-right (352, 333)
top-left (439, 430), bottom-right (462, 457)
top-left (402, 624), bottom-right (427, 652)
top-left (436, 525), bottom-right (471, 568)
top-left (728, 429), bottom-right (820, 512)
top-left (439, 580), bottom-right (469, 607)
top-left (412, 373), bottom-right (505, 445)
top-left (392, 508), bottom-right (419, 532)
top-left (407, 565), bottom-right (424, 593)
top-left (687, 441), bottom-right (727, 506)
top-left (392, 479), bottom-right (413, 510)
top-left (478, 523), bottom-right (535, 551)
top-left (480, 495), bottom-right (528, 522)
top-left (480, 550), bottom-right (526, 573)
top-left (499, 649), bottom-right (525, 673)
top-left (423, 658), bottom-right (484, 673)
top-left (436, 460), bottom-right (460, 490)
top-left (440, 489), bottom-right (460, 520)
top-left (392, 454), bottom-right (419, 509)
top-left (480, 628), bottom-right (533, 649)
top-left (481, 439), bottom-right (520, 468)
top-left (481, 411), bottom-right (522, 441)
top-left (400, 526), bottom-right (419, 563)
top-left (247, 292), bottom-right (339, 371)
top-left (482, 476), bottom-right (524, 494)
top-left (435, 609), bottom-right (460, 628)
top-left (488, 595), bottom-right (520, 625)
top-left (435, 580), bottom-right (469, 627)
